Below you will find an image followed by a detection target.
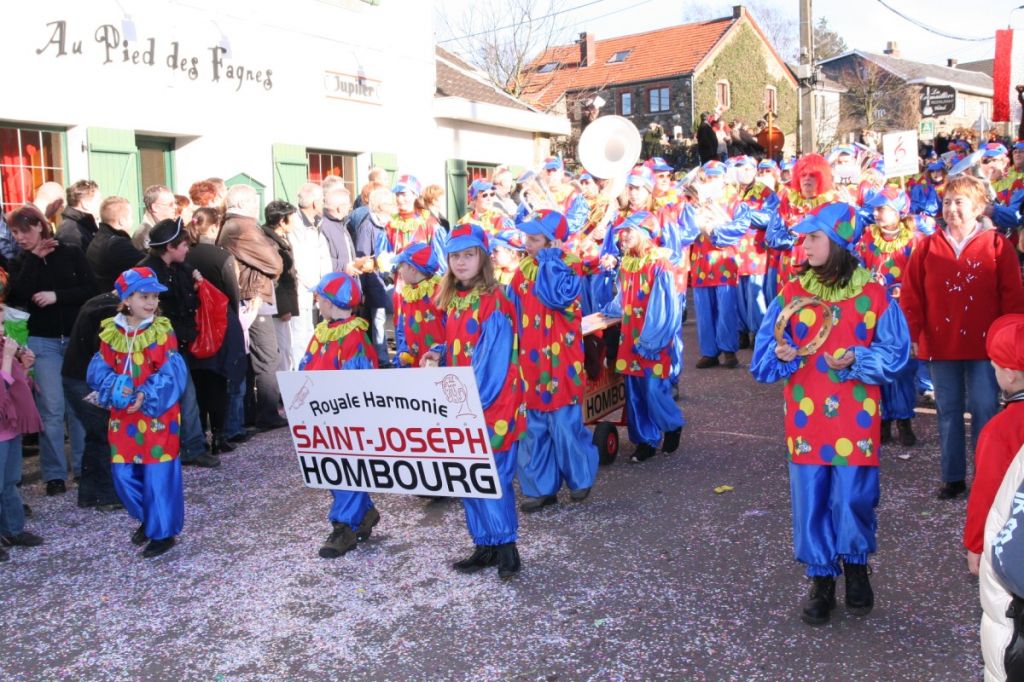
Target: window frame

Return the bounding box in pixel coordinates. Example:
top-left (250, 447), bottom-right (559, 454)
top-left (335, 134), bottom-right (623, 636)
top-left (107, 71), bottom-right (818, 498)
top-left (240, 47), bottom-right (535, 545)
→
top-left (307, 148), bottom-right (358, 198)
top-left (620, 91), bottom-right (633, 116)
top-left (716, 79), bottom-right (731, 110)
top-left (0, 122), bottom-right (68, 215)
top-left (607, 50), bottom-right (632, 64)
top-left (648, 86), bottom-right (670, 113)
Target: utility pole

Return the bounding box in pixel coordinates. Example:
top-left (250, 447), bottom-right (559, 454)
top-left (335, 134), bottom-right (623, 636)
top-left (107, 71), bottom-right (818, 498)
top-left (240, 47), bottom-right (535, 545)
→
top-left (798, 0), bottom-right (816, 153)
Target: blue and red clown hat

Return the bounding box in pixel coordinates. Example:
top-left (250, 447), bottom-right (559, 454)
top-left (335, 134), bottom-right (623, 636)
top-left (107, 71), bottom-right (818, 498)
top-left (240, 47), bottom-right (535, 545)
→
top-left (732, 155), bottom-right (756, 168)
top-left (446, 222), bottom-right (490, 254)
top-left (614, 210), bottom-right (660, 240)
top-left (542, 156), bottom-right (564, 171)
top-left (982, 142), bottom-right (1009, 158)
top-left (114, 267), bottom-right (167, 300)
top-left (792, 202), bottom-right (863, 253)
top-left (577, 170), bottom-right (595, 183)
top-left (392, 174), bottom-right (422, 196)
top-left (626, 166), bottom-right (654, 191)
top-left (866, 185), bottom-right (910, 216)
top-left (392, 242), bottom-right (440, 276)
top-left (315, 272), bottom-right (361, 310)
top-left (518, 209), bottom-right (570, 242)
top-left (468, 180), bottom-right (494, 201)
top-left (926, 160), bottom-right (947, 172)
top-left (645, 157), bottom-right (674, 173)
top-left (701, 160), bottom-right (726, 177)
top-left (1014, 140), bottom-right (1024, 151)
top-left (490, 228), bottom-right (526, 253)
top-left (758, 159), bottom-right (779, 171)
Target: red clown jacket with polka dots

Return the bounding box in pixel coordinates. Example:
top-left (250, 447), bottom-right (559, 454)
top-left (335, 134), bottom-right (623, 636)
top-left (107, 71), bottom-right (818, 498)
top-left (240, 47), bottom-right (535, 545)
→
top-left (853, 218), bottom-right (933, 298)
top-left (688, 193), bottom-right (751, 288)
top-left (87, 316), bottom-right (188, 465)
top-left (509, 248), bottom-right (586, 411)
top-left (298, 317), bottom-right (378, 372)
top-left (394, 275), bottom-right (444, 368)
top-left (750, 268), bottom-right (911, 467)
top-left (442, 287), bottom-right (527, 452)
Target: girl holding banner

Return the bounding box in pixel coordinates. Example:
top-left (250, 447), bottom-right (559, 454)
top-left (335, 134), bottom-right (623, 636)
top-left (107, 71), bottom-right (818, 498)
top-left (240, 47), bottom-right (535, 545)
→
top-left (421, 222), bottom-right (527, 580)
top-left (299, 272), bottom-right (381, 559)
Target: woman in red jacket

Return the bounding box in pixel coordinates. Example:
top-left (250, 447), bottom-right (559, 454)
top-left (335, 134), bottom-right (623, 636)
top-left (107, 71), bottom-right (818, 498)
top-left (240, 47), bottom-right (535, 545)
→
top-left (901, 175), bottom-right (1024, 500)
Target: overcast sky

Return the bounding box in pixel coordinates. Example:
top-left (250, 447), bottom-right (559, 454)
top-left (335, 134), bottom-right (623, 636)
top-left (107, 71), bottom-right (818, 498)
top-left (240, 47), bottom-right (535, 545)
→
top-left (436, 0), bottom-right (1012, 67)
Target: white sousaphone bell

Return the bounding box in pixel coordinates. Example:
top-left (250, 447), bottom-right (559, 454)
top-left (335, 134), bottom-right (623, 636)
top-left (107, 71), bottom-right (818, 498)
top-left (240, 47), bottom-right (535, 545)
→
top-left (577, 115), bottom-right (642, 180)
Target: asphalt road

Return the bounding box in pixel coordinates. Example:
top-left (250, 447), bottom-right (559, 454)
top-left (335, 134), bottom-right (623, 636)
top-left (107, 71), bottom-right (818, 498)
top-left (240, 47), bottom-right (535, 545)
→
top-left (1, 320), bottom-right (983, 681)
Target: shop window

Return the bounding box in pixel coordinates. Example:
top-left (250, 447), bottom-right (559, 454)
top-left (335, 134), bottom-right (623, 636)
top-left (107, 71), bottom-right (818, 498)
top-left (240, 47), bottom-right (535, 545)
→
top-left (620, 92), bottom-right (633, 116)
top-left (716, 80), bottom-right (731, 110)
top-left (0, 125), bottom-right (65, 214)
top-left (308, 150), bottom-right (357, 197)
top-left (467, 163), bottom-right (496, 187)
top-left (648, 87), bottom-right (670, 113)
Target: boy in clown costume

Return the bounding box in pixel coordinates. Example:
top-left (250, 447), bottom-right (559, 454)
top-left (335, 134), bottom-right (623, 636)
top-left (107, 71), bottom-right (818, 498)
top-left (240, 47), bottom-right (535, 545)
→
top-left (602, 212), bottom-right (684, 463)
top-left (909, 161), bottom-right (946, 217)
top-left (421, 223), bottom-right (527, 579)
top-left (854, 186), bottom-right (934, 447)
top-left (689, 160), bottom-right (752, 369)
top-left (751, 202), bottom-right (910, 626)
top-left (299, 272), bottom-right (381, 559)
top-left (391, 243), bottom-right (444, 368)
top-left (489, 228), bottom-right (526, 286)
top-left (734, 156), bottom-right (781, 350)
top-left (87, 267), bottom-right (188, 559)
top-left (538, 156), bottom-right (589, 234)
top-left (509, 209), bottom-right (598, 511)
top-left (383, 174), bottom-right (446, 270)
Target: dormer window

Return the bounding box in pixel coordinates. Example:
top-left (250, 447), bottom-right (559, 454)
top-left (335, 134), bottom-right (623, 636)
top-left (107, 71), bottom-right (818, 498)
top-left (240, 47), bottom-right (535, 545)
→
top-left (538, 62), bottom-right (560, 74)
top-left (608, 50), bottom-right (631, 64)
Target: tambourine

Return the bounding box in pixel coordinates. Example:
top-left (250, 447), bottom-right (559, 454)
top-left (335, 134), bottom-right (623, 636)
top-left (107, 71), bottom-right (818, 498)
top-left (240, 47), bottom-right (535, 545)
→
top-left (774, 296), bottom-right (834, 357)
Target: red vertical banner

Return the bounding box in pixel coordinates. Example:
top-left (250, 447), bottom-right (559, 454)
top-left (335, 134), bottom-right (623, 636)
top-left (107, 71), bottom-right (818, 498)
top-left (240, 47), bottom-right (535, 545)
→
top-left (993, 29), bottom-right (1021, 123)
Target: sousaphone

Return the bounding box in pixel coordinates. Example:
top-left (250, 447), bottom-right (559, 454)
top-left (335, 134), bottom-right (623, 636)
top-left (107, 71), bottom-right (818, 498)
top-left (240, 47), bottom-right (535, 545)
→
top-left (578, 115), bottom-right (642, 180)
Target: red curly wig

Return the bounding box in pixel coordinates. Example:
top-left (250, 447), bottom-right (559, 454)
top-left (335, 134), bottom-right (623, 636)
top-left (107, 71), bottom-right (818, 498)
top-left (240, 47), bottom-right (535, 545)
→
top-left (789, 153), bottom-right (834, 197)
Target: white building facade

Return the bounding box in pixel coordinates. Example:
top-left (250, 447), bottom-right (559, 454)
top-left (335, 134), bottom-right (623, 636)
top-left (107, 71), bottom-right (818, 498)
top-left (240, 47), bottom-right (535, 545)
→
top-left (0, 0), bottom-right (566, 222)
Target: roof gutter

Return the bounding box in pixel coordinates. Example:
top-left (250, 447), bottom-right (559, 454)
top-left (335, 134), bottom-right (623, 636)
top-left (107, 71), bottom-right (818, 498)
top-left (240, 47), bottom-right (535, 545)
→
top-left (433, 96), bottom-right (571, 135)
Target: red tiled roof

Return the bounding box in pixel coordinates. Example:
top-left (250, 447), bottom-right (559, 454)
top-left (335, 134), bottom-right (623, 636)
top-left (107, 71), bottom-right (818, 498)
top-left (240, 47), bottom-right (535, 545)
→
top-left (522, 17), bottom-right (735, 109)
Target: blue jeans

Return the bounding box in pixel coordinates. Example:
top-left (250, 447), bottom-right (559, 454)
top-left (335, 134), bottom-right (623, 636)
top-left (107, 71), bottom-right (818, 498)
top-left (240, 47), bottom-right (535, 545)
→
top-left (27, 336), bottom-right (84, 482)
top-left (930, 360), bottom-right (1000, 483)
top-left (224, 377), bottom-right (246, 439)
top-left (178, 370), bottom-right (209, 461)
top-left (0, 436), bottom-right (25, 537)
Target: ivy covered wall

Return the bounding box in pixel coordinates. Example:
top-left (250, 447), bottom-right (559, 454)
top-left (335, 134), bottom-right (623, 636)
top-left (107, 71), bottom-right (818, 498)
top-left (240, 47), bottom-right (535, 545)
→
top-left (692, 22), bottom-right (797, 137)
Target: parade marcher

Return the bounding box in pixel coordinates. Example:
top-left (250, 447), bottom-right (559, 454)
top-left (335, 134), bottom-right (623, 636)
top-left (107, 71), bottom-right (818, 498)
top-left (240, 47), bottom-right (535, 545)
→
top-left (391, 243), bottom-right (444, 369)
top-left (854, 187), bottom-right (933, 447)
top-left (689, 160), bottom-right (751, 369)
top-left (648, 157), bottom-right (680, 210)
top-left (0, 287), bottom-right (44, 560)
top-left (421, 223), bottom-right (526, 579)
top-left (299, 272), bottom-right (381, 558)
top-left (460, 180), bottom-right (514, 235)
top-left (489, 228), bottom-right (526, 286)
top-left (509, 210), bottom-right (598, 511)
top-left (750, 202), bottom-right (911, 626)
top-left (993, 140), bottom-right (1024, 207)
top-left (734, 156), bottom-right (780, 349)
top-left (384, 175), bottom-right (445, 270)
top-left (87, 267), bottom-right (189, 558)
top-left (601, 211), bottom-right (684, 462)
top-left (909, 161), bottom-right (946, 217)
top-left (6, 204), bottom-right (93, 495)
top-left (570, 172), bottom-right (617, 316)
top-left (901, 175), bottom-right (1024, 500)
top-left (539, 157), bottom-right (589, 234)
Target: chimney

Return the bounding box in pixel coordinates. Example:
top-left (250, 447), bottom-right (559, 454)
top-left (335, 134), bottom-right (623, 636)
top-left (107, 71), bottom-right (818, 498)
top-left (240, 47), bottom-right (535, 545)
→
top-left (578, 32), bottom-right (595, 68)
top-left (883, 40), bottom-right (901, 58)
top-left (947, 58), bottom-right (958, 68)
top-left (733, 5), bottom-right (744, 18)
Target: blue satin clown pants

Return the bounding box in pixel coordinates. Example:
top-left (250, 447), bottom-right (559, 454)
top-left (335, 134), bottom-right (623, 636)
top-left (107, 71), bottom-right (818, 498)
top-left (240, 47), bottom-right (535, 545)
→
top-left (518, 405), bottom-right (599, 498)
top-left (916, 361), bottom-right (933, 394)
top-left (881, 358), bottom-right (918, 421)
top-left (693, 285), bottom-right (739, 357)
top-left (328, 490), bottom-right (374, 530)
top-left (112, 459), bottom-right (184, 542)
top-left (737, 274), bottom-right (767, 337)
top-left (462, 442), bottom-right (519, 546)
top-left (788, 463), bottom-right (879, 577)
top-left (625, 376), bottom-right (685, 447)
top-left (763, 266), bottom-right (780, 304)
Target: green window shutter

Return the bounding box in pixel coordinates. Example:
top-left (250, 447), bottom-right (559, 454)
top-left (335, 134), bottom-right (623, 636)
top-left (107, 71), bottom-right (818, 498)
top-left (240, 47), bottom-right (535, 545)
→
top-left (370, 152), bottom-right (398, 186)
top-left (272, 143), bottom-right (309, 204)
top-left (87, 127), bottom-right (142, 223)
top-left (446, 158), bottom-right (467, 224)
top-left (226, 173), bottom-right (267, 221)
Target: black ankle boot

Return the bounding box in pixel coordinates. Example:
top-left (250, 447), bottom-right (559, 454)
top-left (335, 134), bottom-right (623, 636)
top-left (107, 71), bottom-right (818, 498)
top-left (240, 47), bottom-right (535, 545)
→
top-left (801, 576), bottom-right (837, 625)
top-left (495, 542), bottom-right (521, 579)
top-left (895, 419), bottom-right (917, 447)
top-left (843, 562), bottom-right (874, 615)
top-left (631, 443), bottom-right (656, 463)
top-left (662, 428), bottom-right (682, 454)
top-left (453, 545), bottom-right (496, 573)
top-left (212, 436), bottom-right (235, 454)
top-left (880, 420), bottom-right (893, 444)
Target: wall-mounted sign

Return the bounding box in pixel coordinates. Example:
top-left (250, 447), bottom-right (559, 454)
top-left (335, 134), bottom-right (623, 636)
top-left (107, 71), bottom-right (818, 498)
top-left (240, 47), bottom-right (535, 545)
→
top-left (323, 70), bottom-right (382, 105)
top-left (920, 85), bottom-right (956, 117)
top-left (35, 20), bottom-right (274, 92)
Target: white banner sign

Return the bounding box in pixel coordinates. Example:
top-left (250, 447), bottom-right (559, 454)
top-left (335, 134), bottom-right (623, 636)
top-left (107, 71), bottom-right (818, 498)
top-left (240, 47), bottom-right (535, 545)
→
top-left (882, 130), bottom-right (919, 179)
top-left (277, 367), bottom-right (501, 499)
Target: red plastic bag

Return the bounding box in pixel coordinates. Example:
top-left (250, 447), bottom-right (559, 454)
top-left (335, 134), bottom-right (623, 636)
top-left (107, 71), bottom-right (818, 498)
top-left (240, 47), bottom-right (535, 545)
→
top-left (190, 279), bottom-right (228, 359)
